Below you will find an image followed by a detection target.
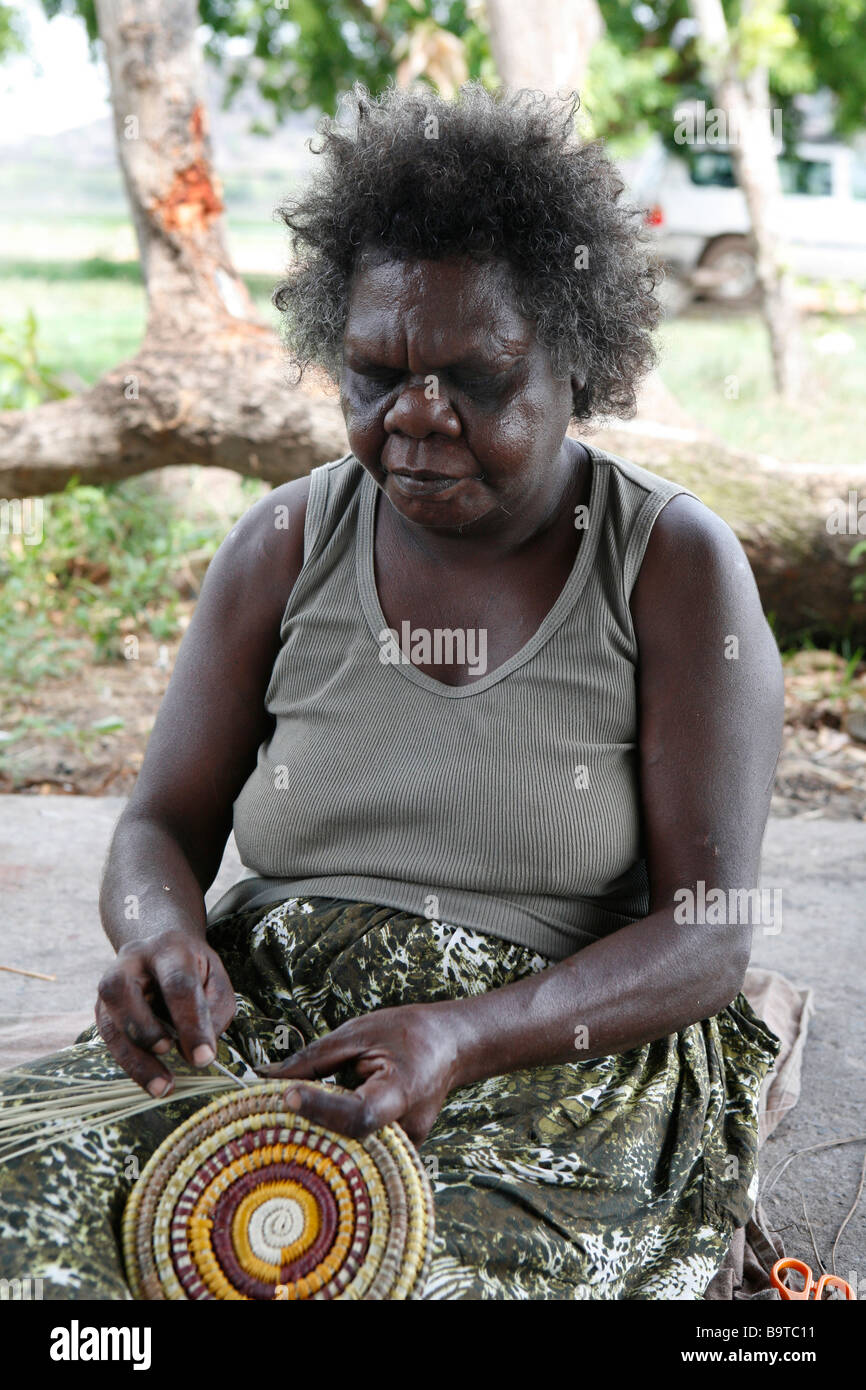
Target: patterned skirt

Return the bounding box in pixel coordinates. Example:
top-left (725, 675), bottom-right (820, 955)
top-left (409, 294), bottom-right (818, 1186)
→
top-left (0, 897), bottom-right (780, 1300)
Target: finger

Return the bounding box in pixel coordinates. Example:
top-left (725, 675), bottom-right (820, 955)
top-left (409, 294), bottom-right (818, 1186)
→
top-left (256, 1025), bottom-right (365, 1080)
top-left (120, 979), bottom-right (173, 1054)
top-left (202, 955), bottom-right (237, 1035)
top-left (95, 1000), bottom-right (174, 1098)
top-left (152, 949), bottom-right (216, 1067)
top-left (97, 965), bottom-right (172, 1057)
top-left (281, 1074), bottom-right (404, 1141)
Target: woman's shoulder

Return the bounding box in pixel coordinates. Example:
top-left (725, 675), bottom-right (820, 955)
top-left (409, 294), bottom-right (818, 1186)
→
top-left (626, 460), bottom-right (769, 659)
top-left (223, 451), bottom-right (358, 584)
top-left (582, 442), bottom-right (710, 597)
top-left (587, 441), bottom-right (744, 577)
top-left (582, 440), bottom-right (763, 636)
top-left (584, 441), bottom-right (699, 509)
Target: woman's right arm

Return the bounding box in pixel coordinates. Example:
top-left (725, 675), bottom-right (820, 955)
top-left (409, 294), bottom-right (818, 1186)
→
top-left (96, 476), bottom-right (310, 1096)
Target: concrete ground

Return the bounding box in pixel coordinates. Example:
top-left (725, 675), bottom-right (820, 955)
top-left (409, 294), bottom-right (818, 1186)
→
top-left (0, 795), bottom-right (863, 1288)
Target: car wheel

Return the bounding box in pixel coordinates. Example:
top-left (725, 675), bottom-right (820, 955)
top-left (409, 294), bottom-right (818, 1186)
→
top-left (656, 269), bottom-right (695, 319)
top-left (695, 235), bottom-right (761, 307)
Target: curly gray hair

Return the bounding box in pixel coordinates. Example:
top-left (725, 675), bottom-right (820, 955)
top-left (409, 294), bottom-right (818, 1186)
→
top-left (273, 81), bottom-right (661, 422)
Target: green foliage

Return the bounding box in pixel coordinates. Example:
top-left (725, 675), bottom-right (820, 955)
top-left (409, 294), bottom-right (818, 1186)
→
top-left (30, 0), bottom-right (491, 125)
top-left (0, 308), bottom-right (72, 410)
top-left (788, 0), bottom-right (866, 135)
top-left (0, 478), bottom-right (228, 687)
top-left (0, 2), bottom-right (27, 61)
top-left (583, 35), bottom-right (678, 145)
top-left (25, 0), bottom-right (866, 140)
top-left (0, 290), bottom-right (263, 693)
top-left (850, 539), bottom-right (866, 602)
top-left (733, 0), bottom-right (804, 81)
top-left (595, 0), bottom-right (866, 145)
top-left (194, 0), bottom-right (488, 120)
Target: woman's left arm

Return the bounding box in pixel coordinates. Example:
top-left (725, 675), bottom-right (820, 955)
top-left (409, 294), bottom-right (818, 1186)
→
top-left (259, 496), bottom-right (784, 1143)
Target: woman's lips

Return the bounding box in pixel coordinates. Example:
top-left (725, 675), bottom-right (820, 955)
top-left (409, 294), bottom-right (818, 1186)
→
top-left (387, 471), bottom-right (479, 497)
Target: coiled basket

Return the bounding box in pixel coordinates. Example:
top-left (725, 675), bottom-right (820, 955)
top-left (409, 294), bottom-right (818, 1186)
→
top-left (122, 1081), bottom-right (435, 1300)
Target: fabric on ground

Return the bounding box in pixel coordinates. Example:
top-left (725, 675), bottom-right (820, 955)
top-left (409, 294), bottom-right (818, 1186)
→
top-left (704, 966), bottom-right (813, 1299)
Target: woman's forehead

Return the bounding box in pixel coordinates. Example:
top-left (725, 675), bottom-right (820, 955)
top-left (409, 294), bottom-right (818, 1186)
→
top-left (344, 255), bottom-right (532, 359)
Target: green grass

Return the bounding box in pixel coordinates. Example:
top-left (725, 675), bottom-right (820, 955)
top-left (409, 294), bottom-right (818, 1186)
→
top-left (0, 274), bottom-right (146, 385)
top-left (0, 257), bottom-right (144, 283)
top-left (0, 265), bottom-right (280, 386)
top-left (656, 312), bottom-right (866, 470)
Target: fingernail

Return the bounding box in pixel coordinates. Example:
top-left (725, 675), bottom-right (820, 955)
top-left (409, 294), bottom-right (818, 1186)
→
top-left (153, 1038), bottom-right (172, 1055)
top-left (193, 1044), bottom-right (216, 1067)
top-left (147, 1077), bottom-right (169, 1098)
top-left (285, 1088), bottom-right (302, 1111)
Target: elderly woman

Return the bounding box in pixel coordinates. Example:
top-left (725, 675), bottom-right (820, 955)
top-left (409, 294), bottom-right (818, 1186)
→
top-left (0, 83), bottom-right (781, 1300)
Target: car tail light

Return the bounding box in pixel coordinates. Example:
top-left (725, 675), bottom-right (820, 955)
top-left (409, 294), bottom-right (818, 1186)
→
top-left (644, 204), bottom-right (664, 227)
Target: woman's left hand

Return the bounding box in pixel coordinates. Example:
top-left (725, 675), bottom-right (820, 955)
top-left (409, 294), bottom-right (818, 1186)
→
top-left (255, 1002), bottom-right (461, 1145)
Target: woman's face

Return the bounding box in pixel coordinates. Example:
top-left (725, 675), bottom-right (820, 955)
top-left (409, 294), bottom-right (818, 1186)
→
top-left (340, 255), bottom-right (576, 534)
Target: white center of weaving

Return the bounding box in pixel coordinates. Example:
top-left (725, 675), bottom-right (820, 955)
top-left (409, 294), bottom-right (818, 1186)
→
top-left (248, 1197), bottom-right (306, 1260)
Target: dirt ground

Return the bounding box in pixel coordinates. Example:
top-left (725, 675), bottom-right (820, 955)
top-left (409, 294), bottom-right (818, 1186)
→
top-left (2, 626), bottom-right (865, 819)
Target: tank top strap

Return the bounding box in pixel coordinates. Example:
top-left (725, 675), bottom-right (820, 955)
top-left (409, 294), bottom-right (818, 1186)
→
top-left (302, 452), bottom-right (354, 564)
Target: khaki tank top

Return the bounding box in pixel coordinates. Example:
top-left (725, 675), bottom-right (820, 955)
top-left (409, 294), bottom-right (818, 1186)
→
top-left (209, 445), bottom-right (694, 960)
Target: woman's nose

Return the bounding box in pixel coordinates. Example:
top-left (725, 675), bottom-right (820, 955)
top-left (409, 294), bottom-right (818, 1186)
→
top-left (384, 383), bottom-right (462, 438)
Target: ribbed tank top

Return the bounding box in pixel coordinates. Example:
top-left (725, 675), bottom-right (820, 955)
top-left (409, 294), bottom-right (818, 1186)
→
top-left (210, 445), bottom-right (694, 960)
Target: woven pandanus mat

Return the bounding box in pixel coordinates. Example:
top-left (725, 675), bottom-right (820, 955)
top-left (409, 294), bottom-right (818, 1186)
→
top-left (122, 1081), bottom-right (435, 1300)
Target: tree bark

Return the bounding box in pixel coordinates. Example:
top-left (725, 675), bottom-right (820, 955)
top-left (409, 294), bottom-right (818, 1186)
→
top-left (0, 0), bottom-right (347, 498)
top-left (484, 0), bottom-right (603, 97)
top-left (688, 0), bottom-right (803, 398)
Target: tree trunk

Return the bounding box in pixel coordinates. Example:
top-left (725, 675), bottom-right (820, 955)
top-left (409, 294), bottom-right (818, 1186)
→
top-left (688, 0), bottom-right (802, 398)
top-left (484, 0), bottom-right (603, 96)
top-left (0, 0), bottom-right (347, 498)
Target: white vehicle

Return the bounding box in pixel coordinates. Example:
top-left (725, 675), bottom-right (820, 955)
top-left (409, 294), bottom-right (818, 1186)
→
top-left (634, 140), bottom-right (866, 305)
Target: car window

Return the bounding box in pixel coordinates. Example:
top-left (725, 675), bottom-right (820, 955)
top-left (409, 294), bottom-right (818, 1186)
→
top-left (777, 157), bottom-right (833, 196)
top-left (687, 150), bottom-right (836, 196)
top-left (688, 151), bottom-right (736, 188)
top-left (852, 156), bottom-right (866, 200)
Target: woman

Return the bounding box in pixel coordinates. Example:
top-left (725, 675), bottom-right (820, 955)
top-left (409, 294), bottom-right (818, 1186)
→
top-left (0, 83), bottom-right (782, 1300)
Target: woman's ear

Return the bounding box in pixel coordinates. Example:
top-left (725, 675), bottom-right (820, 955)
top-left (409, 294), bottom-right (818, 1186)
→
top-left (570, 373), bottom-right (588, 415)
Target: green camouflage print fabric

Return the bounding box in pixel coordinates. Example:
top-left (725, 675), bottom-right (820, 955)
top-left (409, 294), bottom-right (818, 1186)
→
top-left (0, 896), bottom-right (779, 1300)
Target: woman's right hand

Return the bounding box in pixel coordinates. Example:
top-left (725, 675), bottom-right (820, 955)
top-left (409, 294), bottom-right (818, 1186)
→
top-left (95, 929), bottom-right (237, 1097)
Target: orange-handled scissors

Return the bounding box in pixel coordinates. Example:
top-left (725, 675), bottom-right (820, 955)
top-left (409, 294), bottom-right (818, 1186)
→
top-left (771, 1258), bottom-right (854, 1300)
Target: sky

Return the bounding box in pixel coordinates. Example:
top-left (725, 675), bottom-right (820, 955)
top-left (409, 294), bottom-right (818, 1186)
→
top-left (0, 0), bottom-right (110, 142)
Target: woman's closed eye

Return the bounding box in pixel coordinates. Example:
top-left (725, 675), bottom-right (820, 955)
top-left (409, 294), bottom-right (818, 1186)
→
top-left (346, 364), bottom-right (512, 415)
top-left (449, 371), bottom-right (508, 402)
top-left (352, 364), bottom-right (403, 386)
